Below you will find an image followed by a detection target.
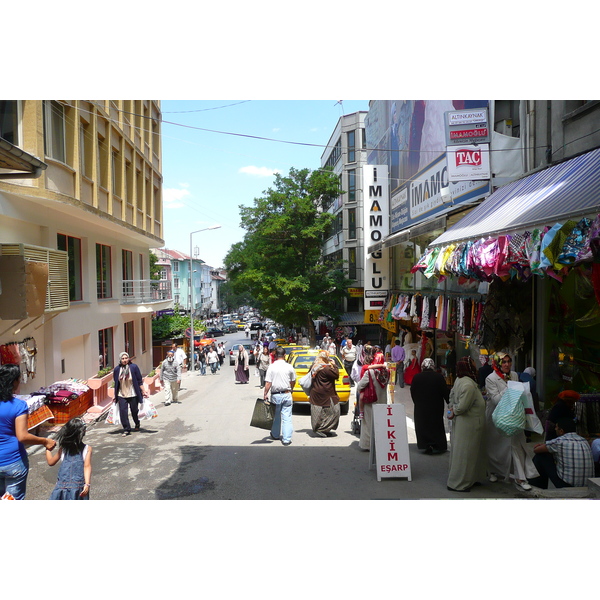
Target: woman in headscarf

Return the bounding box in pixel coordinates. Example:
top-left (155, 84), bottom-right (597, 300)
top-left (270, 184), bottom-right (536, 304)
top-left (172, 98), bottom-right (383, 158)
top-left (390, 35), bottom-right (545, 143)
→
top-left (410, 358), bottom-right (449, 454)
top-left (309, 350), bottom-right (340, 437)
top-left (113, 352), bottom-right (145, 436)
top-left (356, 350), bottom-right (390, 450)
top-left (446, 357), bottom-right (487, 491)
top-left (234, 344), bottom-right (250, 384)
top-left (485, 352), bottom-right (538, 491)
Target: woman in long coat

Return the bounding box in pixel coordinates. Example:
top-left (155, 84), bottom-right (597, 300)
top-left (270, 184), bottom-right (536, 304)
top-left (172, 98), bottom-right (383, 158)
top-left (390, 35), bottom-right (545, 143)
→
top-left (485, 353), bottom-right (538, 491)
top-left (410, 358), bottom-right (449, 454)
top-left (447, 357), bottom-right (487, 491)
top-left (356, 352), bottom-right (389, 451)
top-left (309, 351), bottom-right (340, 437)
top-left (234, 345), bottom-right (250, 384)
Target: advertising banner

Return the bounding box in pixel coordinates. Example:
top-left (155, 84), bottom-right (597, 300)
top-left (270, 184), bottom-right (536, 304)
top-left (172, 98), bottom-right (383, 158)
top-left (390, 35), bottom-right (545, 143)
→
top-left (363, 165), bottom-right (390, 312)
top-left (446, 144), bottom-right (491, 181)
top-left (370, 403), bottom-right (412, 481)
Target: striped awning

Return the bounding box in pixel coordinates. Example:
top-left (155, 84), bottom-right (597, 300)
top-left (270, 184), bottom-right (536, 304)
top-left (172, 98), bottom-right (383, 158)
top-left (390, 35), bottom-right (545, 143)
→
top-left (429, 147), bottom-right (600, 247)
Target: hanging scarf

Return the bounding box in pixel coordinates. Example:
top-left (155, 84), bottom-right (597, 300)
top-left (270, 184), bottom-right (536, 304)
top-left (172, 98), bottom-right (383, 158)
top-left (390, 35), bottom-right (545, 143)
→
top-left (119, 363), bottom-right (131, 381)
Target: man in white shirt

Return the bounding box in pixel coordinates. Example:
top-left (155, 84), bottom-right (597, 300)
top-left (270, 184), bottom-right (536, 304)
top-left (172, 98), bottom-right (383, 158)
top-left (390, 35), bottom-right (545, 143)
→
top-left (264, 346), bottom-right (296, 446)
top-left (171, 342), bottom-right (187, 370)
top-left (341, 339), bottom-right (357, 387)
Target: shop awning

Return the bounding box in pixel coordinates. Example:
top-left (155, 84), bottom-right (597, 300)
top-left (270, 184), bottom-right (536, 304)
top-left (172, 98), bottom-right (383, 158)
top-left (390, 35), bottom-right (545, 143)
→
top-left (429, 147), bottom-right (600, 246)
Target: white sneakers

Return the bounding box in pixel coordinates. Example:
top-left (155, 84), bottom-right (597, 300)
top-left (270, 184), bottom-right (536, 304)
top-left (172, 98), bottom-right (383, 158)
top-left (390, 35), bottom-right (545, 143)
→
top-left (489, 474), bottom-right (498, 483)
top-left (515, 480), bottom-right (532, 491)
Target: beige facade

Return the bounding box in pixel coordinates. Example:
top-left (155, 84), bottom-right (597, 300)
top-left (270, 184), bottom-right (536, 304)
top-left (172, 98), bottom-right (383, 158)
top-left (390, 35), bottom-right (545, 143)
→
top-left (0, 100), bottom-right (171, 392)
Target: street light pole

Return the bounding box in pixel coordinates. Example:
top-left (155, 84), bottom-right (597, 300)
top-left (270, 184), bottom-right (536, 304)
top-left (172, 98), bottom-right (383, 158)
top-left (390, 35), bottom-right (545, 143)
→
top-left (189, 225), bottom-right (221, 373)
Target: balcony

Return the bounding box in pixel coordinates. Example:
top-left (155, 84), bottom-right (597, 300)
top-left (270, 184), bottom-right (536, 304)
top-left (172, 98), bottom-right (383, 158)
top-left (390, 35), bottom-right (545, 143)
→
top-left (120, 279), bottom-right (172, 305)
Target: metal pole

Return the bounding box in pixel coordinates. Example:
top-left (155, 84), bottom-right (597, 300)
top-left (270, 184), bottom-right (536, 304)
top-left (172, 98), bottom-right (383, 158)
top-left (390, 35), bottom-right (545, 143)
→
top-left (188, 225), bottom-right (222, 374)
top-left (190, 234), bottom-right (195, 374)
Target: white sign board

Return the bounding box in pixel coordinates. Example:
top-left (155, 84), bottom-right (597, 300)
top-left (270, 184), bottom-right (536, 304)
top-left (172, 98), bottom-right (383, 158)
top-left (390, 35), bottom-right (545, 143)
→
top-left (370, 403), bottom-right (412, 481)
top-left (446, 144), bottom-right (491, 182)
top-left (363, 165), bottom-right (390, 310)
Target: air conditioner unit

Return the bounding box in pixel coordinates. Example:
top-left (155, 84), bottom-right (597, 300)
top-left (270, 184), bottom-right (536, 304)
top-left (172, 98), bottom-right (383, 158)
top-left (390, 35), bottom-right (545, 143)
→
top-left (0, 243), bottom-right (69, 319)
top-left (497, 118), bottom-right (513, 136)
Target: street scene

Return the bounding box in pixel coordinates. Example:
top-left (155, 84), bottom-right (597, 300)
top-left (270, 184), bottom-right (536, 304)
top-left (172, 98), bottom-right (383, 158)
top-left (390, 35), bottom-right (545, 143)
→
top-left (21, 331), bottom-right (597, 501)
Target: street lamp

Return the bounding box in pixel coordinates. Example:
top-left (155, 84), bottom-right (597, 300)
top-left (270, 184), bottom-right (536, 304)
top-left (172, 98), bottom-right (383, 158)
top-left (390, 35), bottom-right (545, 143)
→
top-left (189, 225), bottom-right (221, 373)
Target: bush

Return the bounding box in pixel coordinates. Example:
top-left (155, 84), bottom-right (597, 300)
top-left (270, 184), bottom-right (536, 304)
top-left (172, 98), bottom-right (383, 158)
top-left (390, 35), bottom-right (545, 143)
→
top-left (96, 366), bottom-right (113, 378)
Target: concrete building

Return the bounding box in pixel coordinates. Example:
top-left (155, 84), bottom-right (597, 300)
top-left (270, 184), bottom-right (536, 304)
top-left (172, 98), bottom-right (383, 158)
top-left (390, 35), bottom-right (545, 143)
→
top-left (320, 111), bottom-right (374, 339)
top-left (0, 100), bottom-right (170, 392)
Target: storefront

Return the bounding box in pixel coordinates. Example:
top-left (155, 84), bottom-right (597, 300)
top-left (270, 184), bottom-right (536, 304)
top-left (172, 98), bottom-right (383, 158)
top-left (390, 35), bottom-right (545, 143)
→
top-left (409, 147), bottom-right (600, 428)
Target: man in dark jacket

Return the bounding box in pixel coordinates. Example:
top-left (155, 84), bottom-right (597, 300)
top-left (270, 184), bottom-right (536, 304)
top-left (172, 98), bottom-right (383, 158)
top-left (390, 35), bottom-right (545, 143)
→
top-left (113, 352), bottom-right (146, 436)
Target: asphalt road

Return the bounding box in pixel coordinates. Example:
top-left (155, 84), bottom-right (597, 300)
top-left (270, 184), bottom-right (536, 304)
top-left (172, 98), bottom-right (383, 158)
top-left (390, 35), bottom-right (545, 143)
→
top-left (24, 333), bottom-right (551, 501)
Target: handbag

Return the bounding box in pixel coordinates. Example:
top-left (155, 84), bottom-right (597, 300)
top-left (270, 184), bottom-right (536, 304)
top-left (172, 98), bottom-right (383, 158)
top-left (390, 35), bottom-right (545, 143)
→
top-left (492, 387), bottom-right (526, 436)
top-left (139, 398), bottom-right (158, 420)
top-left (250, 398), bottom-right (275, 430)
top-left (298, 371), bottom-right (312, 395)
top-left (361, 371), bottom-right (378, 404)
top-left (105, 402), bottom-right (121, 426)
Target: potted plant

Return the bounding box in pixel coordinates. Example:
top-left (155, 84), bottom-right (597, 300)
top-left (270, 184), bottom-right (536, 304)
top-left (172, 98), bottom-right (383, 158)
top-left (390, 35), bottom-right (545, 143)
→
top-left (87, 366), bottom-right (114, 406)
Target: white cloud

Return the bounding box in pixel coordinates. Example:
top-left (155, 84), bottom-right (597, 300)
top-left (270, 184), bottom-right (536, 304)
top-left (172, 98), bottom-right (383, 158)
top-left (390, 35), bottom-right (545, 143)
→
top-left (163, 187), bottom-right (190, 209)
top-left (239, 166), bottom-right (280, 177)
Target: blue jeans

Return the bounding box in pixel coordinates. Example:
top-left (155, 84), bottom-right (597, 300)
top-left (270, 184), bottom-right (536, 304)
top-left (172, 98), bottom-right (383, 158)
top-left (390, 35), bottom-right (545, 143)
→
top-left (199, 361), bottom-right (206, 375)
top-left (270, 392), bottom-right (293, 443)
top-left (0, 456), bottom-right (29, 500)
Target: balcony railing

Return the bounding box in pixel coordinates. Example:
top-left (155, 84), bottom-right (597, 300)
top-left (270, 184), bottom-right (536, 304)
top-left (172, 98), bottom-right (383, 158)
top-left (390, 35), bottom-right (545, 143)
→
top-left (121, 279), bottom-right (172, 304)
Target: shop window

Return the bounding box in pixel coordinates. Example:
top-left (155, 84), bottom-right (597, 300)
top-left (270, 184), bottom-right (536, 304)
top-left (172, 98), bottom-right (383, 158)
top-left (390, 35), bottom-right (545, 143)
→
top-left (96, 243), bottom-right (112, 299)
top-left (98, 327), bottom-right (114, 370)
top-left (57, 234), bottom-right (83, 302)
top-left (124, 320), bottom-right (135, 357)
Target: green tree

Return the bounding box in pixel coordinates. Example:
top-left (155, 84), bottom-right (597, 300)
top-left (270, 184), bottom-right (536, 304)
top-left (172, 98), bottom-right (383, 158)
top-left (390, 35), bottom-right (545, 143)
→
top-left (224, 167), bottom-right (351, 345)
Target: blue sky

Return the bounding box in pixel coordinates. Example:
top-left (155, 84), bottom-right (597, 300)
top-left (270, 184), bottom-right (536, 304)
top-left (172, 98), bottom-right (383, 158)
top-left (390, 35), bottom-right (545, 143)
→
top-left (160, 100), bottom-right (369, 269)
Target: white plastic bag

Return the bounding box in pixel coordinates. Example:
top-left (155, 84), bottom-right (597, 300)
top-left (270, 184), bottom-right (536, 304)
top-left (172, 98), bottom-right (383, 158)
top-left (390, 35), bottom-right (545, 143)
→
top-left (508, 380), bottom-right (543, 434)
top-left (105, 402), bottom-right (121, 426)
top-left (139, 398), bottom-right (158, 420)
top-left (298, 371), bottom-right (312, 395)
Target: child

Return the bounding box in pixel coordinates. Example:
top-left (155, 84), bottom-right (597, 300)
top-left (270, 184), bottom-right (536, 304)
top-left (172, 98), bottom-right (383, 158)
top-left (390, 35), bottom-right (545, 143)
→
top-left (46, 417), bottom-right (92, 500)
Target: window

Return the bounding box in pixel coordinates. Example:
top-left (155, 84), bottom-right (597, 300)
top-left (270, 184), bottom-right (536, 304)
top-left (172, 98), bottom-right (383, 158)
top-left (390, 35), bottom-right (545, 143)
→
top-left (348, 247), bottom-right (357, 280)
top-left (348, 208), bottom-right (356, 240)
top-left (361, 128), bottom-right (366, 150)
top-left (347, 130), bottom-right (356, 163)
top-left (173, 277), bottom-right (180, 290)
top-left (0, 100), bottom-right (19, 145)
top-left (57, 234), bottom-right (83, 301)
top-left (325, 138), bottom-right (341, 169)
top-left (79, 121), bottom-right (93, 178)
top-left (347, 169), bottom-right (356, 203)
top-left (96, 243), bottom-right (112, 299)
top-left (122, 249), bottom-right (133, 296)
top-left (173, 261), bottom-right (179, 272)
top-left (98, 327), bottom-right (114, 370)
top-left (141, 317), bottom-right (147, 353)
top-left (139, 253), bottom-right (144, 281)
top-left (43, 100), bottom-right (66, 162)
top-left (124, 321), bottom-right (135, 357)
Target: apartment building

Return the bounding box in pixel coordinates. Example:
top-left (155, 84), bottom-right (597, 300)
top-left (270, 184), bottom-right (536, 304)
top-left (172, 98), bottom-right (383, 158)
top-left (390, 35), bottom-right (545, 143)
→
top-left (320, 111), bottom-right (375, 338)
top-left (0, 100), bottom-right (170, 392)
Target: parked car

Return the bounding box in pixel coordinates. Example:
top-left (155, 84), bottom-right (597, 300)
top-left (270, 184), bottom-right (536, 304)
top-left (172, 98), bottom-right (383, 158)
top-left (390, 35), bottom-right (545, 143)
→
top-left (250, 322), bottom-right (264, 330)
top-left (206, 328), bottom-right (224, 337)
top-left (229, 343), bottom-right (256, 366)
top-left (287, 350), bottom-right (351, 414)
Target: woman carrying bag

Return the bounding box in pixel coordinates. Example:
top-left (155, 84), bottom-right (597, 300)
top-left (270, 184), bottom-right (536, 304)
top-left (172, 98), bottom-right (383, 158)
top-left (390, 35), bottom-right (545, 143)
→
top-left (309, 351), bottom-right (340, 438)
top-left (234, 345), bottom-right (250, 384)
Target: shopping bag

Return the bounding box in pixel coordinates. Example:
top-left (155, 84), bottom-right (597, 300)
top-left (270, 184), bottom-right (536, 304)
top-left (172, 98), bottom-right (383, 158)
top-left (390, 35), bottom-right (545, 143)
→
top-left (105, 402), bottom-right (121, 426)
top-left (351, 361), bottom-right (361, 384)
top-left (250, 398), bottom-right (275, 430)
top-left (298, 371), bottom-right (312, 395)
top-left (509, 380), bottom-right (542, 434)
top-left (139, 398), bottom-right (158, 420)
top-left (492, 387), bottom-right (526, 436)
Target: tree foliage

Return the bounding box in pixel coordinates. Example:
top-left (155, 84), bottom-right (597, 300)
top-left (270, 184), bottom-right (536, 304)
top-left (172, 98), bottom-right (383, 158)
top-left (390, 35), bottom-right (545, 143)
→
top-left (224, 167), bottom-right (351, 344)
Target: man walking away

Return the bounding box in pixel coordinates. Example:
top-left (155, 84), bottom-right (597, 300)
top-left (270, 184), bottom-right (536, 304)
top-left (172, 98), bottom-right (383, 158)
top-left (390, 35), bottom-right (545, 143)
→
top-left (264, 347), bottom-right (296, 446)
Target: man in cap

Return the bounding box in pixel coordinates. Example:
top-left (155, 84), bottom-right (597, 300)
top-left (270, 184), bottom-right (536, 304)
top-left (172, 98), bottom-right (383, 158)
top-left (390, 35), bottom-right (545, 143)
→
top-left (160, 350), bottom-right (182, 406)
top-left (113, 352), bottom-right (146, 436)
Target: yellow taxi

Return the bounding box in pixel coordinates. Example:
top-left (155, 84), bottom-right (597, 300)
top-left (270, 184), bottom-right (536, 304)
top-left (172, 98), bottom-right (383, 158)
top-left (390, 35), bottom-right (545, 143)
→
top-left (287, 349), bottom-right (351, 415)
top-left (280, 344), bottom-right (310, 358)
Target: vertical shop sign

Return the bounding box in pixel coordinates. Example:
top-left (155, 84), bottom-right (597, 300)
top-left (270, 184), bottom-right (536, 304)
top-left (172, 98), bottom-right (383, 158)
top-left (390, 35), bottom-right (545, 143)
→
top-left (370, 403), bottom-right (412, 481)
top-left (363, 165), bottom-right (390, 322)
